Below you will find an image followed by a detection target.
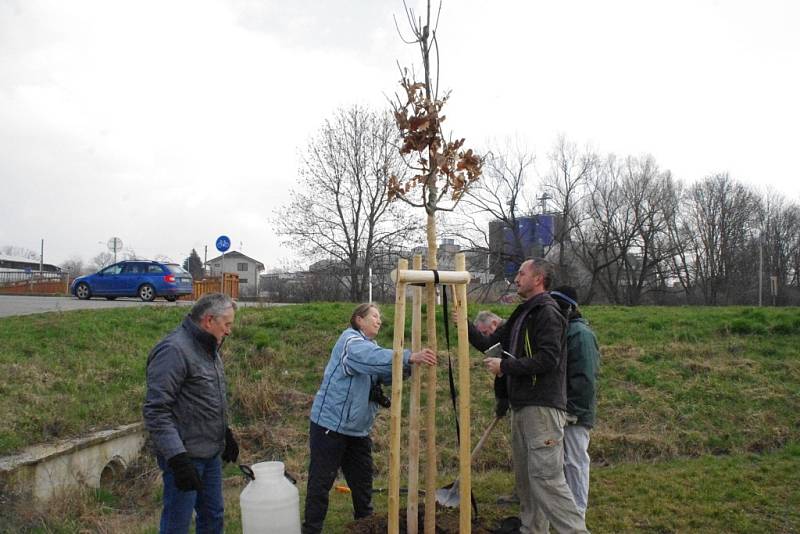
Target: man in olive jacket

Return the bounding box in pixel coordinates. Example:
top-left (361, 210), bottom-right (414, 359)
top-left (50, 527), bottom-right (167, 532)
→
top-left (551, 286), bottom-right (600, 519)
top-left (143, 293), bottom-right (240, 534)
top-left (469, 259), bottom-right (587, 533)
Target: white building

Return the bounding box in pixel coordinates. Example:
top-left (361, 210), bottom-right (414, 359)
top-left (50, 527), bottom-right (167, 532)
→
top-left (206, 251), bottom-right (265, 297)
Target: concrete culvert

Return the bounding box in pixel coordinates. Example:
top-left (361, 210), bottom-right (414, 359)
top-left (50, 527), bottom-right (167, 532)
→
top-left (99, 456), bottom-right (127, 490)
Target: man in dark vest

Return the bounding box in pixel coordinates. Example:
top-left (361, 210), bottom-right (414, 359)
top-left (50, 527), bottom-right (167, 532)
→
top-left (469, 259), bottom-right (587, 533)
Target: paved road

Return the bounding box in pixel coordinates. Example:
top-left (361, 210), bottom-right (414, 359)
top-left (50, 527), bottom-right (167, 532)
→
top-left (0, 295), bottom-right (192, 318)
top-left (0, 295), bottom-right (290, 318)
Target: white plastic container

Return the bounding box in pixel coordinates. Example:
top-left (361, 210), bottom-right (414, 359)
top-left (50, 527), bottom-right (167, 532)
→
top-left (240, 461), bottom-right (301, 534)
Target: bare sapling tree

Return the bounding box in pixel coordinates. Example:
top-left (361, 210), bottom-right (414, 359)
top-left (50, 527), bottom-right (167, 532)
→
top-left (275, 105), bottom-right (421, 302)
top-left (389, 0), bottom-right (483, 260)
top-left (389, 2), bottom-right (483, 532)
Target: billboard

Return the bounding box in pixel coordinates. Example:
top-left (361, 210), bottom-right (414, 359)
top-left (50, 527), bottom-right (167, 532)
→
top-left (489, 215), bottom-right (557, 279)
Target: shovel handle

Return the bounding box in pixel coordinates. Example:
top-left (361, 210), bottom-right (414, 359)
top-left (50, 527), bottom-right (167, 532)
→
top-left (436, 416), bottom-right (502, 507)
top-left (470, 416), bottom-right (501, 463)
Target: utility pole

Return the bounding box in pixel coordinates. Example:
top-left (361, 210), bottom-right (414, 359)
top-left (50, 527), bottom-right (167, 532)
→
top-left (39, 239), bottom-right (44, 274)
top-left (204, 245), bottom-right (208, 278)
top-left (771, 276), bottom-right (778, 306)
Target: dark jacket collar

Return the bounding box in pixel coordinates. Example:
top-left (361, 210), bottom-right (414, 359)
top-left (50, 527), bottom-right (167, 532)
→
top-left (516, 291), bottom-right (555, 315)
top-left (182, 315), bottom-right (219, 355)
top-left (506, 291), bottom-right (557, 349)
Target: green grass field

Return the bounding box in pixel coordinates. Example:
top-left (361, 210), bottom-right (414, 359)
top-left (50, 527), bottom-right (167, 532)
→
top-left (1, 303), bottom-right (799, 532)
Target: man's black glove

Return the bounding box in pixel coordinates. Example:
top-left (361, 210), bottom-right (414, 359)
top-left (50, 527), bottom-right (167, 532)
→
top-left (495, 397), bottom-right (510, 418)
top-left (167, 453), bottom-right (203, 492)
top-left (222, 427), bottom-right (239, 463)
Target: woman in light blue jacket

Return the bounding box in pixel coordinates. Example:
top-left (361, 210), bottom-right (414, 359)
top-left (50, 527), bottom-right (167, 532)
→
top-left (302, 303), bottom-right (437, 534)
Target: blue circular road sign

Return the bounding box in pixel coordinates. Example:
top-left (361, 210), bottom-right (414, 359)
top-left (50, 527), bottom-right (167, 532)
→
top-left (216, 235), bottom-right (231, 253)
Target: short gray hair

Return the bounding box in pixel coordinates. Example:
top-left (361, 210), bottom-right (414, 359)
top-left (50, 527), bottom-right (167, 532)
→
top-left (527, 257), bottom-right (556, 290)
top-left (350, 303), bottom-right (379, 330)
top-left (190, 293), bottom-right (237, 322)
top-left (474, 310), bottom-right (502, 327)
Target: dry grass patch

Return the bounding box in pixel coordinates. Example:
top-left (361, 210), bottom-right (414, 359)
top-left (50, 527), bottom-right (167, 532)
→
top-left (0, 455), bottom-right (162, 533)
top-left (237, 420), bottom-right (308, 476)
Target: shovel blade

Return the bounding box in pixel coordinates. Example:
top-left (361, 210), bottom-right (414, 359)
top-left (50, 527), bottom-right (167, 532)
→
top-left (433, 416), bottom-right (501, 510)
top-left (435, 480), bottom-right (460, 508)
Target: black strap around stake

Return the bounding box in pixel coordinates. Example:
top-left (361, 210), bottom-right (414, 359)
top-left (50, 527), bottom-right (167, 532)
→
top-left (434, 271), bottom-right (479, 517)
top-left (441, 282), bottom-right (461, 444)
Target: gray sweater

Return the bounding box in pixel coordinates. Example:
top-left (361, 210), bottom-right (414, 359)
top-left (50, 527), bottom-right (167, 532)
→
top-left (143, 316), bottom-right (228, 459)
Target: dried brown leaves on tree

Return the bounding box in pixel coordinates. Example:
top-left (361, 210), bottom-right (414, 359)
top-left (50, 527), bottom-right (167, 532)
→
top-left (387, 1), bottom-right (483, 213)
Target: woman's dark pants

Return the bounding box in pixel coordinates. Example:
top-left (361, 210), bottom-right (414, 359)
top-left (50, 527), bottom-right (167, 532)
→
top-left (302, 421), bottom-right (373, 534)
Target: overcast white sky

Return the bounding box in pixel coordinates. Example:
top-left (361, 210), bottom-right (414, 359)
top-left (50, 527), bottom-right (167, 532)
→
top-left (1, 0), bottom-right (798, 269)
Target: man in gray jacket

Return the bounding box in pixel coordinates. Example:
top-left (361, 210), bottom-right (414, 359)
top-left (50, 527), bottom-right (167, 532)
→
top-left (143, 293), bottom-right (239, 534)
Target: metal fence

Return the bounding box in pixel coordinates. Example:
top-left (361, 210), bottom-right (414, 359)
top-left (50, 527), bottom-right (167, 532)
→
top-left (0, 271), bottom-right (71, 295)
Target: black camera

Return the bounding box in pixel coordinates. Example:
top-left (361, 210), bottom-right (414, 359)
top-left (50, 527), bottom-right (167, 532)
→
top-left (369, 382), bottom-right (391, 408)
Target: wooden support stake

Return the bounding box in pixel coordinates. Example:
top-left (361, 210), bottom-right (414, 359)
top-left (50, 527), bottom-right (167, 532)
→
top-left (407, 254), bottom-right (423, 534)
top-left (389, 258), bottom-right (408, 534)
top-left (423, 275), bottom-right (438, 532)
top-left (454, 253), bottom-right (471, 532)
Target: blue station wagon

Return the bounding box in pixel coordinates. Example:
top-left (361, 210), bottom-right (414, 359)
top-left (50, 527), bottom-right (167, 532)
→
top-left (70, 260), bottom-right (193, 302)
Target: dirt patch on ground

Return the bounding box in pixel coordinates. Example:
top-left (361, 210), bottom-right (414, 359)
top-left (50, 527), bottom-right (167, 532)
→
top-left (347, 508), bottom-right (502, 533)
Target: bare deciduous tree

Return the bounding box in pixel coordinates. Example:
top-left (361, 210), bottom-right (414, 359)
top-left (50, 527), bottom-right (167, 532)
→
top-left (683, 173), bottom-right (759, 304)
top-left (274, 105), bottom-right (421, 302)
top-left (755, 190), bottom-right (800, 304)
top-left (541, 135), bottom-right (596, 284)
top-left (571, 154), bottom-right (678, 305)
top-left (60, 256), bottom-right (86, 276)
top-left (664, 182), bottom-right (696, 302)
top-left (0, 245), bottom-right (39, 260)
top-left (616, 156), bottom-right (679, 305)
top-left (91, 252), bottom-right (114, 270)
top-left (447, 142), bottom-right (535, 298)
top-left (572, 154), bottom-right (630, 303)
